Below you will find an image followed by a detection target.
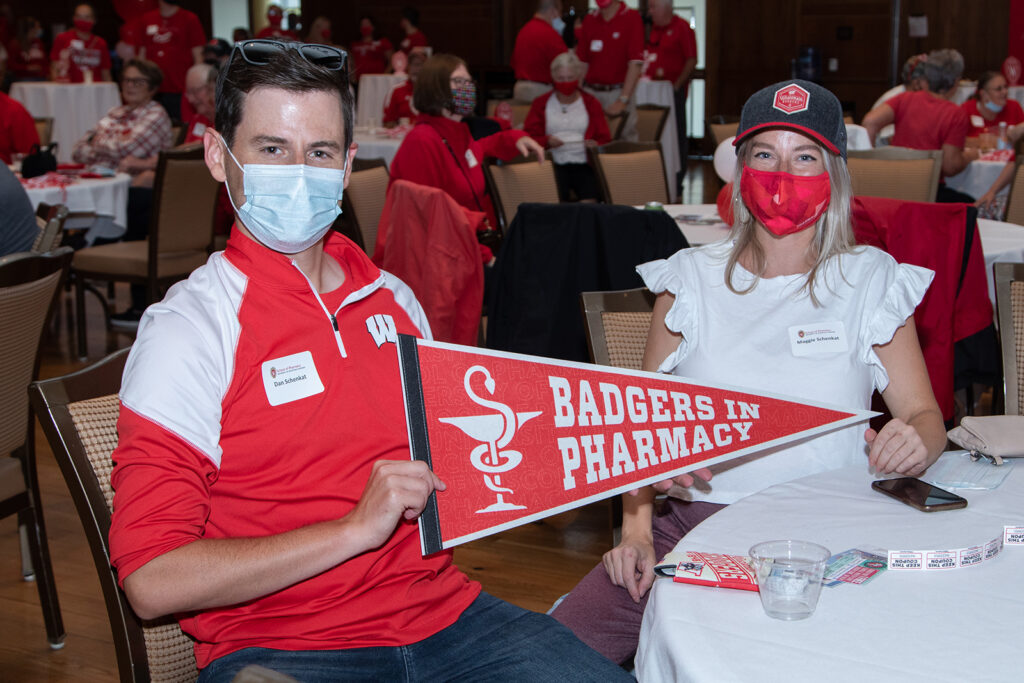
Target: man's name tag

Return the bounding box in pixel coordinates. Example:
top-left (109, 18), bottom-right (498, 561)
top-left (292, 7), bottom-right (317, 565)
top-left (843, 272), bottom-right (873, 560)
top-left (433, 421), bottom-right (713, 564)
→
top-left (590, 39), bottom-right (604, 52)
top-left (262, 351), bottom-right (325, 406)
top-left (147, 23), bottom-right (159, 35)
top-left (971, 114), bottom-right (985, 129)
top-left (465, 149), bottom-right (478, 168)
top-left (789, 321), bottom-right (848, 356)
top-left (70, 39), bottom-right (85, 49)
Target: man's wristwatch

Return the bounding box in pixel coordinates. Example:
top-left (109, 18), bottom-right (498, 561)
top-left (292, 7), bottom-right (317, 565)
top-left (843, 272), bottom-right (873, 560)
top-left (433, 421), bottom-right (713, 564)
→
top-left (617, 94), bottom-right (630, 103)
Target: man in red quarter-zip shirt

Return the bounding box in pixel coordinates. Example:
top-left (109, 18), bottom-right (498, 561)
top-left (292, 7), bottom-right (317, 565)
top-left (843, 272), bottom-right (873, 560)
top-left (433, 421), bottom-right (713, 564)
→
top-left (107, 39), bottom-right (630, 682)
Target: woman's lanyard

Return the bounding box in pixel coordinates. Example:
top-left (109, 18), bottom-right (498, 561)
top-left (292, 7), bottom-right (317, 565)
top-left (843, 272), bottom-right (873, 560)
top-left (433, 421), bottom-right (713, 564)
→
top-left (439, 133), bottom-right (487, 215)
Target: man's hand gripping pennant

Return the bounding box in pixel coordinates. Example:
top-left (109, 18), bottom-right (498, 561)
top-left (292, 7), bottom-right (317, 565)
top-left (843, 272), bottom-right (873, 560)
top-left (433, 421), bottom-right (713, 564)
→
top-left (397, 336), bottom-right (877, 555)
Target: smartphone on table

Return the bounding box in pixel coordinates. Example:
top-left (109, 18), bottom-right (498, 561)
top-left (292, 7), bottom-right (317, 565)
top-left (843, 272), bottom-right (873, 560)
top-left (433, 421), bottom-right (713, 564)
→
top-left (871, 477), bottom-right (968, 512)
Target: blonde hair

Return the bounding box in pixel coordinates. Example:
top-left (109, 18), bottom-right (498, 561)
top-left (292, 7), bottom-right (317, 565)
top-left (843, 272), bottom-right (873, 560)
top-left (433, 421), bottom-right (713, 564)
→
top-left (725, 137), bottom-right (856, 306)
top-left (550, 51), bottom-right (584, 80)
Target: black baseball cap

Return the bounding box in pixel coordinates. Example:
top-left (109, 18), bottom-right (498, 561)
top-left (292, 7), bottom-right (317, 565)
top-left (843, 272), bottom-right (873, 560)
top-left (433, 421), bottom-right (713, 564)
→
top-left (734, 79), bottom-right (847, 159)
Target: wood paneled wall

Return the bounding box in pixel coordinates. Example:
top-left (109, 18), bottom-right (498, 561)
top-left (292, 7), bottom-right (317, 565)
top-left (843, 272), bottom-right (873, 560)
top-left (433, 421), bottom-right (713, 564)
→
top-left (706, 0), bottom-right (1009, 122)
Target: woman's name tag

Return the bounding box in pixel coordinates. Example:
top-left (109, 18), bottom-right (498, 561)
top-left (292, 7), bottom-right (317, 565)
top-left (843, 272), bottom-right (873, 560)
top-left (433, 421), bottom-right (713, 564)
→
top-left (788, 321), bottom-right (848, 356)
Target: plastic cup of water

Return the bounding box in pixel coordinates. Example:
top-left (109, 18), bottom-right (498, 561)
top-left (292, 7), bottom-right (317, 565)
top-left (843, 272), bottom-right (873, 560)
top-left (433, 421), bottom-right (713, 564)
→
top-left (749, 540), bottom-right (831, 621)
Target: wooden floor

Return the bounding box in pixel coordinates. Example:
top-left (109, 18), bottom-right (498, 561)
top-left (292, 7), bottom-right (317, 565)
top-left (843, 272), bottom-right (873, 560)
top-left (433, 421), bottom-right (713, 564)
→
top-left (1, 164), bottom-right (719, 681)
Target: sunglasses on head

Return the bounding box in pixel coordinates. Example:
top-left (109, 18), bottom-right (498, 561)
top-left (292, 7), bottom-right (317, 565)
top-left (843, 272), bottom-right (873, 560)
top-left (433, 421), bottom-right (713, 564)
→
top-left (231, 39), bottom-right (348, 74)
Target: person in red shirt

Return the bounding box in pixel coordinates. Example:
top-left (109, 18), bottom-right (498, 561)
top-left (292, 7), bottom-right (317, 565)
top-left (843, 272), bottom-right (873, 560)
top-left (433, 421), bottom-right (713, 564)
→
top-left (382, 49), bottom-right (426, 125)
top-left (6, 16), bottom-right (48, 81)
top-left (577, 0), bottom-right (644, 141)
top-left (0, 90), bottom-right (39, 164)
top-left (50, 4), bottom-right (111, 82)
top-left (511, 0), bottom-right (567, 104)
top-left (646, 0), bottom-right (697, 185)
top-left (128, 0), bottom-right (207, 121)
top-left (863, 48), bottom-right (979, 202)
top-left (524, 52), bottom-right (610, 201)
top-left (390, 54), bottom-right (544, 262)
top-left (350, 15), bottom-right (393, 83)
top-left (255, 5), bottom-right (299, 41)
top-left (304, 16), bottom-right (333, 46)
top-left (398, 6), bottom-right (429, 54)
top-left (961, 71), bottom-right (1024, 139)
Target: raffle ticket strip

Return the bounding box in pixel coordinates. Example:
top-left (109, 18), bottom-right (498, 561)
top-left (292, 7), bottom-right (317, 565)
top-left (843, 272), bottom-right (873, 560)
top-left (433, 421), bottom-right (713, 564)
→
top-left (887, 525), bottom-right (1024, 570)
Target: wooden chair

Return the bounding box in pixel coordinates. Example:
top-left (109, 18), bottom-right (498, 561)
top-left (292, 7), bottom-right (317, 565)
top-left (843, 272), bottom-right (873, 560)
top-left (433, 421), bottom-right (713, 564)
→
top-left (635, 105), bottom-right (670, 144)
top-left (0, 247), bottom-right (73, 650)
top-left (32, 203), bottom-right (70, 253)
top-left (708, 121), bottom-right (739, 146)
top-left (589, 141), bottom-right (669, 206)
top-left (482, 153), bottom-right (560, 233)
top-left (169, 120), bottom-right (186, 147)
top-left (847, 147), bottom-right (942, 203)
top-left (580, 287), bottom-right (657, 370)
top-left (342, 158), bottom-right (390, 255)
top-left (579, 286), bottom-right (657, 540)
top-left (33, 117), bottom-right (53, 146)
top-left (604, 111), bottom-right (626, 141)
top-left (1003, 156), bottom-right (1024, 226)
top-left (70, 147), bottom-right (219, 358)
top-left (30, 349), bottom-right (199, 682)
top-left (994, 262), bottom-right (1024, 414)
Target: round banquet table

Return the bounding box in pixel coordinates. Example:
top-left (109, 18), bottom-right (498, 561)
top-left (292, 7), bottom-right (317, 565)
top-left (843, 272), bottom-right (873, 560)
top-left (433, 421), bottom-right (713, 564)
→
top-left (353, 129), bottom-right (405, 168)
top-left (22, 173), bottom-right (131, 241)
top-left (945, 159), bottom-right (1008, 202)
top-left (355, 74), bottom-right (406, 128)
top-left (662, 204), bottom-right (1024, 309)
top-left (11, 82), bottom-right (122, 163)
top-left (635, 460), bottom-right (1023, 683)
top-left (635, 79), bottom-right (680, 202)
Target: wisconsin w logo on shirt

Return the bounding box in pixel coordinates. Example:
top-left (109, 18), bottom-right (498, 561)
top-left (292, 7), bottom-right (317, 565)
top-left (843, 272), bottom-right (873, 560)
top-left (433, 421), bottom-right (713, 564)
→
top-left (366, 314), bottom-right (398, 348)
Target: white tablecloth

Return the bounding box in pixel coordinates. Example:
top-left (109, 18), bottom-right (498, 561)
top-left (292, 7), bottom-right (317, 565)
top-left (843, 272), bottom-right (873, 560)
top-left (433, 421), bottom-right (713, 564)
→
top-left (635, 79), bottom-right (679, 203)
top-left (663, 204), bottom-right (1024, 308)
top-left (11, 82), bottom-right (121, 163)
top-left (636, 461), bottom-right (1023, 683)
top-left (23, 173), bottom-right (131, 232)
top-left (945, 159), bottom-right (1008, 201)
top-left (355, 74), bottom-right (406, 128)
top-left (353, 130), bottom-right (404, 168)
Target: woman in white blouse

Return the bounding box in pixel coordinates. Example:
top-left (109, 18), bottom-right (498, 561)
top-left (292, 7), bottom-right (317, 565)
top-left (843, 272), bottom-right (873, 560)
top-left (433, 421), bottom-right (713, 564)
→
top-left (524, 52), bottom-right (611, 201)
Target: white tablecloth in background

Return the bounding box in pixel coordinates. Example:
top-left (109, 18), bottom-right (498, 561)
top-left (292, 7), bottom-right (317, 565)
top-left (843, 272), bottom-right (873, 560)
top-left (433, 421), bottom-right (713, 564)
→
top-left (662, 204), bottom-right (1024, 308)
top-left (23, 173), bottom-right (131, 231)
top-left (636, 462), bottom-right (1023, 683)
top-left (353, 131), bottom-right (405, 168)
top-left (946, 159), bottom-right (1008, 200)
top-left (635, 79), bottom-right (679, 202)
top-left (11, 82), bottom-right (121, 163)
top-left (355, 74), bottom-right (406, 127)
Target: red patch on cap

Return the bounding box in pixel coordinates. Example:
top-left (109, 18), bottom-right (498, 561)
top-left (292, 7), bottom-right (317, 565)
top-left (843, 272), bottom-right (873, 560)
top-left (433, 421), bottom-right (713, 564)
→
top-left (773, 85), bottom-right (810, 114)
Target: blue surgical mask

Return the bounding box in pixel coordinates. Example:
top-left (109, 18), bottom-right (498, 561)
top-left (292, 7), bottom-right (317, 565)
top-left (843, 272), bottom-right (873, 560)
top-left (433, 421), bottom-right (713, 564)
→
top-left (984, 99), bottom-right (1005, 114)
top-left (221, 138), bottom-right (345, 254)
top-left (552, 17), bottom-right (566, 34)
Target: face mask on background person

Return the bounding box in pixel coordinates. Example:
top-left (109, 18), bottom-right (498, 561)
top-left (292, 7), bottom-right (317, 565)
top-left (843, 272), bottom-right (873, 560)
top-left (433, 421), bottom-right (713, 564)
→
top-left (739, 167), bottom-right (831, 236)
top-left (451, 81), bottom-right (477, 117)
top-left (74, 19), bottom-right (94, 33)
top-left (552, 17), bottom-right (566, 34)
top-left (554, 80), bottom-right (578, 96)
top-left (220, 136), bottom-right (346, 254)
top-left (984, 99), bottom-right (1005, 114)
top-left (360, 25), bottom-right (373, 38)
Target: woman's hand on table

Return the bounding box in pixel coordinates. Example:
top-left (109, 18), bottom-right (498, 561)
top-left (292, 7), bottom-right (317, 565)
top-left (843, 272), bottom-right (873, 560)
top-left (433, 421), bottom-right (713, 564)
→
top-left (603, 532), bottom-right (657, 603)
top-left (974, 189), bottom-right (997, 211)
top-left (864, 418), bottom-right (930, 476)
top-left (516, 135), bottom-right (545, 163)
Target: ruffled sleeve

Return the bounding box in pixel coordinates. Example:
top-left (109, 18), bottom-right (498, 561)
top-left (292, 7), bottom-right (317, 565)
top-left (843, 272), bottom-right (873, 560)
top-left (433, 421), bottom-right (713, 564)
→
top-left (861, 260), bottom-right (934, 391)
top-left (636, 252), bottom-right (698, 374)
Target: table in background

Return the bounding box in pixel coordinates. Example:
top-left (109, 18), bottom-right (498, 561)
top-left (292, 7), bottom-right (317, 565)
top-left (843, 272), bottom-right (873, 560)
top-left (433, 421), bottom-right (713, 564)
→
top-left (355, 74), bottom-right (406, 128)
top-left (23, 173), bottom-right (131, 242)
top-left (11, 82), bottom-right (121, 163)
top-left (636, 462), bottom-right (1023, 683)
top-left (662, 204), bottom-right (1024, 309)
top-left (946, 159), bottom-right (1007, 201)
top-left (353, 130), bottom-right (405, 168)
top-left (635, 79), bottom-right (680, 203)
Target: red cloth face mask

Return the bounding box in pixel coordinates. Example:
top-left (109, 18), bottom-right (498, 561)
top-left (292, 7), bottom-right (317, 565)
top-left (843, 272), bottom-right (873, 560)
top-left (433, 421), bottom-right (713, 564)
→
top-left (553, 81), bottom-right (578, 96)
top-left (739, 166), bottom-right (831, 236)
top-left (596, 0), bottom-right (615, 8)
top-left (360, 25), bottom-right (373, 37)
top-left (74, 19), bottom-right (94, 33)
